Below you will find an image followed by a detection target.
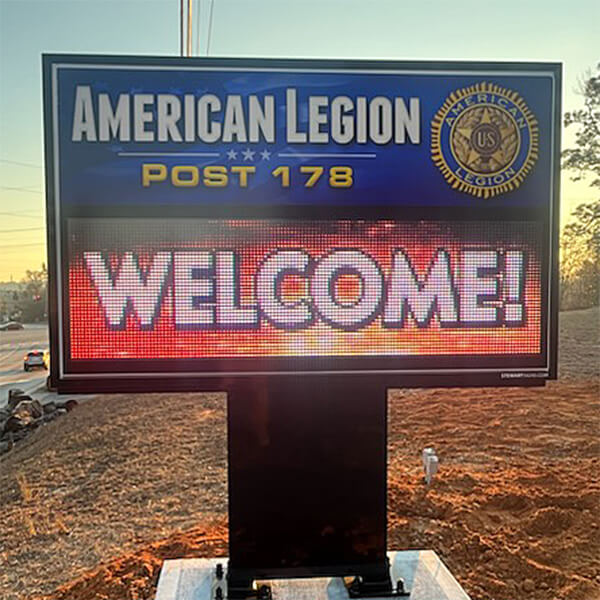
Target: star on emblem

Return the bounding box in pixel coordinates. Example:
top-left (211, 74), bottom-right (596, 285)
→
top-left (455, 107), bottom-right (515, 169)
top-left (242, 148), bottom-right (255, 161)
top-left (260, 149), bottom-right (271, 161)
top-left (227, 149), bottom-right (238, 160)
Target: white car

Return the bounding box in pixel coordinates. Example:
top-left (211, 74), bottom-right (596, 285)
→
top-left (24, 350), bottom-right (49, 371)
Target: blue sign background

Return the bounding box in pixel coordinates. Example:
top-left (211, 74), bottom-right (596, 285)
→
top-left (53, 65), bottom-right (555, 209)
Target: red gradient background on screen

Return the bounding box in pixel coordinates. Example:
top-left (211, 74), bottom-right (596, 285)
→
top-left (68, 219), bottom-right (542, 359)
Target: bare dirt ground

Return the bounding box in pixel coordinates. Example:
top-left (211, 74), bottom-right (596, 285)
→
top-left (0, 307), bottom-right (598, 600)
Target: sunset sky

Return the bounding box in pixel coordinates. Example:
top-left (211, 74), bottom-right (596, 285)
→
top-left (0, 0), bottom-right (598, 282)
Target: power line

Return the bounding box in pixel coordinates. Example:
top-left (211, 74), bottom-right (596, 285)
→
top-left (0, 159), bottom-right (42, 169)
top-left (0, 227), bottom-right (44, 234)
top-left (207, 0), bottom-right (215, 56)
top-left (0, 242), bottom-right (45, 249)
top-left (0, 212), bottom-right (41, 219)
top-left (180, 0), bottom-right (184, 56)
top-left (0, 185), bottom-right (42, 194)
top-left (187, 0), bottom-right (193, 57)
top-left (196, 0), bottom-right (202, 56)
top-left (0, 186), bottom-right (42, 194)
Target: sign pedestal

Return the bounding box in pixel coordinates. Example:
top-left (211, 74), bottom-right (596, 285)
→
top-left (226, 377), bottom-right (390, 597)
top-left (155, 551), bottom-right (471, 599)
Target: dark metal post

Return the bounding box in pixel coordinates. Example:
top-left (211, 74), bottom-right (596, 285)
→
top-left (226, 377), bottom-right (390, 597)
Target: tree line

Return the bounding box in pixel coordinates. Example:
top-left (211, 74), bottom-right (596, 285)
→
top-left (561, 64), bottom-right (599, 310)
top-left (0, 264), bottom-right (48, 323)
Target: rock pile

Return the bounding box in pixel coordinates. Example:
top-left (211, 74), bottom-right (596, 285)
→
top-left (0, 388), bottom-right (77, 455)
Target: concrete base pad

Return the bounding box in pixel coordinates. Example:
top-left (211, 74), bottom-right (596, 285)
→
top-left (155, 551), bottom-right (471, 599)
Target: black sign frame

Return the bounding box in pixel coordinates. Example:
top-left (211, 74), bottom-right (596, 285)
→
top-left (42, 55), bottom-right (561, 393)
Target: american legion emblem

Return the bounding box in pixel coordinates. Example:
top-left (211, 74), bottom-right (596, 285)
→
top-left (431, 82), bottom-right (538, 198)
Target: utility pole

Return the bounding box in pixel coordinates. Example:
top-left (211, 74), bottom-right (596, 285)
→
top-left (187, 0), bottom-right (193, 56)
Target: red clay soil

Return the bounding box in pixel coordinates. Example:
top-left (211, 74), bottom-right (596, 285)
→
top-left (1, 307), bottom-right (597, 600)
top-left (387, 380), bottom-right (600, 600)
top-left (33, 526), bottom-right (227, 600)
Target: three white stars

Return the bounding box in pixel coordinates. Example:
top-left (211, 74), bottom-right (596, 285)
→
top-left (226, 148), bottom-right (271, 161)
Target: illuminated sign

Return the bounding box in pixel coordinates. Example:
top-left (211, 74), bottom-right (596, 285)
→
top-left (43, 56), bottom-right (560, 391)
top-left (69, 218), bottom-right (541, 357)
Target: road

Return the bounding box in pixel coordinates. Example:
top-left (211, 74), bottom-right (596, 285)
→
top-left (0, 324), bottom-right (49, 403)
top-left (0, 324), bottom-right (93, 408)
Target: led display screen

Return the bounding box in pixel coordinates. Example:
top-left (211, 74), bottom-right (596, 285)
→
top-left (43, 56), bottom-right (560, 390)
top-left (69, 219), bottom-right (542, 360)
